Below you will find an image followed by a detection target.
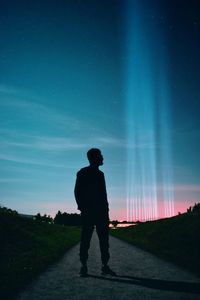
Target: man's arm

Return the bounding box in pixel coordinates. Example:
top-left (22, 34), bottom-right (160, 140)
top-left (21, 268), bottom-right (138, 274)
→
top-left (102, 173), bottom-right (109, 211)
top-left (74, 172), bottom-right (83, 211)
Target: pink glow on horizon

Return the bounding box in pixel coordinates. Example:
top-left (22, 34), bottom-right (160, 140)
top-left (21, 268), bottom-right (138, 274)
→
top-left (13, 185), bottom-right (200, 221)
top-left (40, 197), bottom-right (200, 221)
top-left (110, 198), bottom-right (199, 221)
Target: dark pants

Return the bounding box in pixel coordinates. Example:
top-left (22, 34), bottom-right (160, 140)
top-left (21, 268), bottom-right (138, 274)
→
top-left (80, 211), bottom-right (110, 265)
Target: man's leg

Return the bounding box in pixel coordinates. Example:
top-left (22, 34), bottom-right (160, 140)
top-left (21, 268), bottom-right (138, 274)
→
top-left (80, 222), bottom-right (94, 265)
top-left (96, 218), bottom-right (110, 266)
top-left (96, 216), bottom-right (116, 276)
top-left (79, 213), bottom-right (94, 276)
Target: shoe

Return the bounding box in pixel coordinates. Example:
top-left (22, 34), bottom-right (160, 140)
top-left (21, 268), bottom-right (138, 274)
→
top-left (79, 265), bottom-right (88, 277)
top-left (101, 265), bottom-right (117, 276)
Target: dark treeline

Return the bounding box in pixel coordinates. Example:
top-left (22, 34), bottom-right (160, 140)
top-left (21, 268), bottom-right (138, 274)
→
top-left (35, 211), bottom-right (81, 226)
top-left (1, 202), bottom-right (200, 226)
top-left (186, 202), bottom-right (200, 215)
top-left (24, 201), bottom-right (200, 226)
top-left (54, 211), bottom-right (81, 226)
top-left (0, 206), bottom-right (81, 226)
top-left (0, 206), bottom-right (18, 216)
top-left (35, 213), bottom-right (54, 224)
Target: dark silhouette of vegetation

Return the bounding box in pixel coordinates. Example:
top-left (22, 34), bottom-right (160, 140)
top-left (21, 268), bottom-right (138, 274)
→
top-left (0, 206), bottom-right (81, 300)
top-left (111, 220), bottom-right (119, 228)
top-left (34, 211), bottom-right (81, 226)
top-left (0, 205), bottom-right (18, 216)
top-left (111, 203), bottom-right (200, 277)
top-left (187, 202), bottom-right (200, 215)
top-left (54, 210), bottom-right (81, 226)
top-left (35, 213), bottom-right (53, 224)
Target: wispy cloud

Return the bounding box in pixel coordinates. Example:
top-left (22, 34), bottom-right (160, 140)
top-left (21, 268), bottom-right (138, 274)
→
top-left (1, 137), bottom-right (88, 151)
top-left (0, 85), bottom-right (160, 175)
top-left (2, 133), bottom-right (155, 151)
top-left (0, 178), bottom-right (33, 183)
top-left (123, 183), bottom-right (200, 193)
top-left (0, 89), bottom-right (82, 130)
top-left (174, 184), bottom-right (200, 192)
top-left (0, 85), bottom-right (159, 149)
top-left (0, 153), bottom-right (65, 168)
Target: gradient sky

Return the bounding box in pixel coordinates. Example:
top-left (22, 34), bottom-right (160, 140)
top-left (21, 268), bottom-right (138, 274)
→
top-left (0, 0), bottom-right (200, 220)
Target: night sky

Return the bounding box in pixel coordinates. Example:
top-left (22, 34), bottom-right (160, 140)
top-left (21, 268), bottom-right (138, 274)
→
top-left (0, 0), bottom-right (200, 220)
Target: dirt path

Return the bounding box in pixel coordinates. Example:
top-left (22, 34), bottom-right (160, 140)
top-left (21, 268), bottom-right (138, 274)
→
top-left (17, 232), bottom-right (200, 300)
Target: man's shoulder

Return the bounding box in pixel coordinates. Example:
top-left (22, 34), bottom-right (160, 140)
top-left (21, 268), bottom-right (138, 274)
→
top-left (77, 166), bottom-right (90, 175)
top-left (77, 166), bottom-right (104, 176)
top-left (98, 169), bottom-right (104, 176)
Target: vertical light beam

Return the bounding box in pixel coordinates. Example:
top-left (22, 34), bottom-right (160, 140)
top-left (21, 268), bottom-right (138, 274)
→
top-left (125, 0), bottom-right (174, 221)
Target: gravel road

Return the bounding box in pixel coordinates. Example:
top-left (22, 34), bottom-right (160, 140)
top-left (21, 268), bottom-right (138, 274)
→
top-left (17, 232), bottom-right (200, 300)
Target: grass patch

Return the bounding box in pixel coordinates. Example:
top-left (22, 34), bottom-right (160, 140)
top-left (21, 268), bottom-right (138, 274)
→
top-left (110, 213), bottom-right (200, 277)
top-left (0, 212), bottom-right (81, 299)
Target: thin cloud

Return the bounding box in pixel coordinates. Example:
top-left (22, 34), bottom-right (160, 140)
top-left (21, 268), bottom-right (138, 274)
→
top-left (96, 136), bottom-right (156, 149)
top-left (0, 153), bottom-right (65, 168)
top-left (0, 85), bottom-right (85, 130)
top-left (123, 184), bottom-right (200, 193)
top-left (1, 133), bottom-right (157, 152)
top-left (174, 184), bottom-right (200, 192)
top-left (0, 178), bottom-right (33, 183)
top-left (1, 138), bottom-right (88, 151)
top-left (1, 130), bottom-right (126, 151)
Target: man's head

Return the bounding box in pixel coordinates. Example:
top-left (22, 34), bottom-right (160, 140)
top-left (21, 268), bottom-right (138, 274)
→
top-left (87, 148), bottom-right (103, 167)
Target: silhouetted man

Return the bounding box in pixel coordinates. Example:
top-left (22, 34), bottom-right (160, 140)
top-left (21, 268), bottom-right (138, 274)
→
top-left (74, 148), bottom-right (116, 277)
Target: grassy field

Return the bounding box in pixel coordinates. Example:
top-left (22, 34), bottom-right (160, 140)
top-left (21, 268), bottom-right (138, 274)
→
top-left (110, 213), bottom-right (200, 277)
top-left (0, 210), bottom-right (81, 299)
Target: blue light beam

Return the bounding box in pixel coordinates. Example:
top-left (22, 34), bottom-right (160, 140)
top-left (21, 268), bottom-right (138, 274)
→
top-left (125, 0), bottom-right (174, 221)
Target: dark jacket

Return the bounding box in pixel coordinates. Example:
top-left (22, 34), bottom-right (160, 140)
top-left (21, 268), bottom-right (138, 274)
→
top-left (74, 166), bottom-right (109, 214)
